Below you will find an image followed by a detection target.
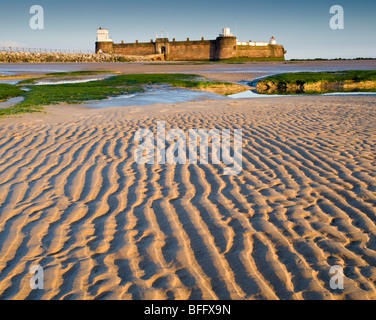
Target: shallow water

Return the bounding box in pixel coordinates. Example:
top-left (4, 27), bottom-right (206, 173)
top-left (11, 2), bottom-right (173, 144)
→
top-left (322, 91), bottom-right (376, 96)
top-left (34, 76), bottom-right (111, 85)
top-left (229, 89), bottom-right (376, 99)
top-left (0, 96), bottom-right (24, 109)
top-left (232, 72), bottom-right (376, 98)
top-left (0, 64), bottom-right (86, 76)
top-left (1, 61), bottom-right (375, 77)
top-left (86, 85), bottom-right (229, 108)
top-left (1, 62), bottom-right (375, 108)
top-left (230, 90), bottom-right (284, 98)
top-left (206, 62), bottom-right (376, 75)
top-left (0, 79), bottom-right (20, 85)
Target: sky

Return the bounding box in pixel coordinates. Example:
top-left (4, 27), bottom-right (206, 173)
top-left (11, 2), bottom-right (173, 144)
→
top-left (0, 0), bottom-right (375, 59)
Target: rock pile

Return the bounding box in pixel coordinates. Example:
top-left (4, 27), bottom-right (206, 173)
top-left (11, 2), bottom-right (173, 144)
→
top-left (0, 51), bottom-right (164, 63)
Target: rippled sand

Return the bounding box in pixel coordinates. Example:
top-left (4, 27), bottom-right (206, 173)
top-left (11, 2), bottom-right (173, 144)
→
top-left (0, 95), bottom-right (375, 300)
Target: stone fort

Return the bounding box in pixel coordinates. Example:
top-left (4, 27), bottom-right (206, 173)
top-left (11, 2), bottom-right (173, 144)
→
top-left (95, 28), bottom-right (286, 61)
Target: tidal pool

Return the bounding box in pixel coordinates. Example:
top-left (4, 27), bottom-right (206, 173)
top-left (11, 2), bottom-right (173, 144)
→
top-left (0, 96), bottom-right (25, 109)
top-left (34, 75), bottom-right (112, 85)
top-left (86, 85), bottom-right (229, 108)
top-left (229, 89), bottom-right (376, 99)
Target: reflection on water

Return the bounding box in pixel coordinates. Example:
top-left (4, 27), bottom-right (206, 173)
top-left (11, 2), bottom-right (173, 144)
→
top-left (86, 85), bottom-right (229, 108)
top-left (0, 64), bottom-right (86, 76)
top-left (34, 76), bottom-right (111, 85)
top-left (206, 63), bottom-right (376, 75)
top-left (0, 79), bottom-right (20, 85)
top-left (0, 96), bottom-right (24, 109)
top-left (229, 89), bottom-right (376, 99)
top-left (1, 63), bottom-right (375, 108)
top-left (233, 72), bottom-right (376, 98)
top-left (230, 90), bottom-right (285, 98)
top-left (1, 61), bottom-right (375, 77)
top-left (323, 92), bottom-right (376, 96)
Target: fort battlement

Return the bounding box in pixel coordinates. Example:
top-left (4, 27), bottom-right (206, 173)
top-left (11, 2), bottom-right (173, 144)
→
top-left (95, 28), bottom-right (286, 61)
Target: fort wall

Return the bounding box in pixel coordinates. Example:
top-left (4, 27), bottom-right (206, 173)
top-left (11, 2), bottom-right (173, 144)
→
top-left (113, 43), bottom-right (155, 56)
top-left (215, 36), bottom-right (237, 60)
top-left (95, 28), bottom-right (286, 61)
top-left (167, 40), bottom-right (216, 61)
top-left (236, 44), bottom-right (285, 59)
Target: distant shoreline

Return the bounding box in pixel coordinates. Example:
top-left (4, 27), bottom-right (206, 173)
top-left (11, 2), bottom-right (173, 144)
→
top-left (0, 49), bottom-right (375, 64)
top-left (1, 60), bottom-right (375, 90)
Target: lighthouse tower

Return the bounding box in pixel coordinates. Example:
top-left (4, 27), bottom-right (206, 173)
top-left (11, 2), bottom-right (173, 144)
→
top-left (95, 27), bottom-right (114, 54)
top-left (97, 27), bottom-right (112, 42)
top-left (215, 27), bottom-right (237, 60)
top-left (220, 28), bottom-right (233, 37)
top-left (270, 36), bottom-right (277, 45)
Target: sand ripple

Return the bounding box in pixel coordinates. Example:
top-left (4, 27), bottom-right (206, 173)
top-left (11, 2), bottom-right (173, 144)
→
top-left (0, 96), bottom-right (375, 300)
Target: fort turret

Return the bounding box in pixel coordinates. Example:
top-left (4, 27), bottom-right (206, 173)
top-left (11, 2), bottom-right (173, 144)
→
top-left (270, 36), bottom-right (277, 45)
top-left (95, 27), bottom-right (114, 54)
top-left (215, 28), bottom-right (237, 60)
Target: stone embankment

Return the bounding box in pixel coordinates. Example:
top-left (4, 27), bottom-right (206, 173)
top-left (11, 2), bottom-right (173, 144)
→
top-left (0, 51), bottom-right (164, 63)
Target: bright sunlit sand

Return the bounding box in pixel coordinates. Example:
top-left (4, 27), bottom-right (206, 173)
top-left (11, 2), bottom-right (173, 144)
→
top-left (0, 88), bottom-right (375, 299)
top-left (1, 0), bottom-right (376, 304)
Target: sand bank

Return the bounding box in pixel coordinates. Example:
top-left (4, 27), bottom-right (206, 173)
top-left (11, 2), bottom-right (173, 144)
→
top-left (0, 94), bottom-right (375, 300)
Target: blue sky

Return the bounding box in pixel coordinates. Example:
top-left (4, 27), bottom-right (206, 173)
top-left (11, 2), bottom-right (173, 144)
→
top-left (0, 0), bottom-right (375, 59)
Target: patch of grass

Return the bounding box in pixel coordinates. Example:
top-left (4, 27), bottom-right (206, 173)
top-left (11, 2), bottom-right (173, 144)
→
top-left (0, 105), bottom-right (44, 117)
top-left (261, 70), bottom-right (376, 85)
top-left (18, 82), bottom-right (143, 109)
top-left (260, 88), bottom-right (376, 96)
top-left (108, 74), bottom-right (248, 95)
top-left (0, 84), bottom-right (24, 102)
top-left (101, 73), bottom-right (233, 89)
top-left (257, 70), bottom-right (376, 95)
top-left (18, 77), bottom-right (47, 85)
top-left (103, 73), bottom-right (198, 84)
top-left (46, 71), bottom-right (117, 77)
top-left (18, 70), bottom-right (119, 85)
top-left (15, 73), bottom-right (224, 110)
top-left (1, 73), bottom-right (240, 116)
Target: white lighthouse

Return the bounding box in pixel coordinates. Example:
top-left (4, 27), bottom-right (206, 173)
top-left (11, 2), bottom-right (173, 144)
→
top-left (97, 27), bottom-right (112, 42)
top-left (220, 28), bottom-right (233, 37)
top-left (270, 36), bottom-right (277, 45)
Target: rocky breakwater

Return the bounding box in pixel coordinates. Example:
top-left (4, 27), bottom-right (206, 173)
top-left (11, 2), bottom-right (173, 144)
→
top-left (0, 51), bottom-right (164, 63)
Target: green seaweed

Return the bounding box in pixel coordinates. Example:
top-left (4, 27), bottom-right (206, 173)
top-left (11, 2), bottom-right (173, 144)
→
top-left (260, 70), bottom-right (376, 85)
top-left (0, 84), bottom-right (25, 102)
top-left (1, 73), bottom-right (234, 116)
top-left (258, 70), bottom-right (376, 94)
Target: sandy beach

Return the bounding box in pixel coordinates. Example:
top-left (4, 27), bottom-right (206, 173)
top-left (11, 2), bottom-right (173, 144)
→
top-left (0, 88), bottom-right (375, 300)
top-left (0, 60), bottom-right (376, 300)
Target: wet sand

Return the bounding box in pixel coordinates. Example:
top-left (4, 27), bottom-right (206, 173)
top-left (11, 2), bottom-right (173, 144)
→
top-left (0, 92), bottom-right (375, 299)
top-left (1, 59), bottom-right (376, 82)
